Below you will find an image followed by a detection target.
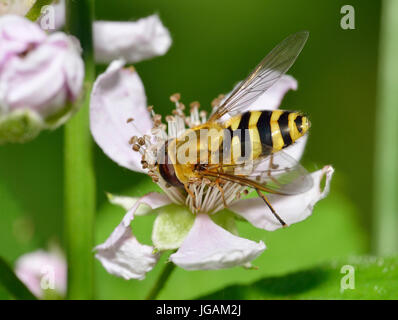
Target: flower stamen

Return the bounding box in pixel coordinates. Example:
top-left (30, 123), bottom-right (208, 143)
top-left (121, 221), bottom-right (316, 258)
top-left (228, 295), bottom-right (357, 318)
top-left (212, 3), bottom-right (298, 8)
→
top-left (125, 93), bottom-right (247, 214)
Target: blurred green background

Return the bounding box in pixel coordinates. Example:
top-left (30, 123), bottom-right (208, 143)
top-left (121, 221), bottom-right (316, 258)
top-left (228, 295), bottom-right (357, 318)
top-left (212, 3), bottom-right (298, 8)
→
top-left (0, 0), bottom-right (382, 299)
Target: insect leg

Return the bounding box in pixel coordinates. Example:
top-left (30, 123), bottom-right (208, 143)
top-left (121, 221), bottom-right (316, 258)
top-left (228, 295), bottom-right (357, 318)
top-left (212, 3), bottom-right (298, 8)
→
top-left (267, 154), bottom-right (283, 187)
top-left (214, 179), bottom-right (227, 208)
top-left (255, 188), bottom-right (287, 227)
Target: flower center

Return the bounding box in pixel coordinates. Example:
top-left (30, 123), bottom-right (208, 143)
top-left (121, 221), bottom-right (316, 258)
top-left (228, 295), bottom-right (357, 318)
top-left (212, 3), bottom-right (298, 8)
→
top-left (127, 93), bottom-right (248, 214)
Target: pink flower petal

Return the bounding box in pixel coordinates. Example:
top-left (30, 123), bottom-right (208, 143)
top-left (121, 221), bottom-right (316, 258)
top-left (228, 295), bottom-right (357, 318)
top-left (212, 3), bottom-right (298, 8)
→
top-left (229, 165), bottom-right (334, 231)
top-left (170, 214), bottom-right (266, 270)
top-left (0, 15), bottom-right (46, 70)
top-left (95, 192), bottom-right (171, 280)
top-left (1, 32), bottom-right (84, 117)
top-left (94, 15), bottom-right (172, 64)
top-left (90, 60), bottom-right (153, 173)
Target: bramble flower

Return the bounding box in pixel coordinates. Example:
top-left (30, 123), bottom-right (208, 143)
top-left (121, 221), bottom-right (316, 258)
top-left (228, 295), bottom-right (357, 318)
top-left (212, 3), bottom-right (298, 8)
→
top-left (15, 248), bottom-right (67, 299)
top-left (91, 60), bottom-right (334, 279)
top-left (0, 14), bottom-right (84, 144)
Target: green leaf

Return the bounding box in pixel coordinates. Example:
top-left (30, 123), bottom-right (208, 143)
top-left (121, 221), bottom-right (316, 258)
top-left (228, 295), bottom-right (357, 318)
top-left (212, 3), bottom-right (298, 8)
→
top-left (197, 255), bottom-right (398, 299)
top-left (0, 257), bottom-right (37, 300)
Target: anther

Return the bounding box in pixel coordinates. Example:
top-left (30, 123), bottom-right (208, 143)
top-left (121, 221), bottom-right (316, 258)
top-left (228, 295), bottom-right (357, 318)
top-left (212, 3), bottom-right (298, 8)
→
top-left (132, 144), bottom-right (140, 151)
top-left (190, 101), bottom-right (200, 110)
top-left (211, 98), bottom-right (220, 108)
top-left (129, 136), bottom-right (138, 145)
top-left (138, 137), bottom-right (146, 146)
top-left (147, 105), bottom-right (154, 112)
top-left (170, 93), bottom-right (181, 103)
top-left (126, 118), bottom-right (134, 123)
top-left (165, 115), bottom-right (174, 122)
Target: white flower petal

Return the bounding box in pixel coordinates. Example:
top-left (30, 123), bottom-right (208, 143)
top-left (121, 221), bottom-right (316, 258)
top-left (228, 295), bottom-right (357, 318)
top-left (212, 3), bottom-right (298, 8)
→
top-left (94, 15), bottom-right (172, 64)
top-left (95, 233), bottom-right (158, 281)
top-left (95, 192), bottom-right (171, 280)
top-left (229, 165), bottom-right (334, 231)
top-left (247, 74), bottom-right (297, 111)
top-left (218, 75), bottom-right (297, 122)
top-left (170, 214), bottom-right (266, 270)
top-left (90, 59), bottom-right (152, 173)
top-left (283, 133), bottom-right (308, 161)
top-left (106, 193), bottom-right (153, 215)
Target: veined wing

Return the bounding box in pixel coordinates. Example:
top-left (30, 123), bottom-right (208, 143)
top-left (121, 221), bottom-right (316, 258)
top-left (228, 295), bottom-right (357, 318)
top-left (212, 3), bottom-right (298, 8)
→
top-left (202, 147), bottom-right (313, 195)
top-left (209, 31), bottom-right (309, 122)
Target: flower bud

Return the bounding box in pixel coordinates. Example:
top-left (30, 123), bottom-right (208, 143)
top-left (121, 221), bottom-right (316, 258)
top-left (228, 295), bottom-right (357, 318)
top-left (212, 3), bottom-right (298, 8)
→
top-left (0, 15), bottom-right (84, 144)
top-left (15, 249), bottom-right (67, 299)
top-left (0, 0), bottom-right (34, 16)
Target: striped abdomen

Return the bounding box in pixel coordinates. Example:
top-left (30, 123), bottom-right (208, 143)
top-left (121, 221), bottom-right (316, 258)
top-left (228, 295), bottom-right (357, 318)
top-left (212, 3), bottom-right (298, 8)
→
top-left (222, 110), bottom-right (310, 162)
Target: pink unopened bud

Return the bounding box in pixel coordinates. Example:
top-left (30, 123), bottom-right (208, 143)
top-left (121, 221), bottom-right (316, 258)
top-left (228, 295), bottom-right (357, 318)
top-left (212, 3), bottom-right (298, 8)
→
top-left (15, 249), bottom-right (67, 299)
top-left (0, 15), bottom-right (84, 144)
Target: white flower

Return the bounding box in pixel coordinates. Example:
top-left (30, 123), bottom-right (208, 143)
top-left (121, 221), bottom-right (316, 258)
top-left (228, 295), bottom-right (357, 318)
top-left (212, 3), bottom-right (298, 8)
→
top-left (0, 14), bottom-right (84, 144)
top-left (90, 60), bottom-right (334, 279)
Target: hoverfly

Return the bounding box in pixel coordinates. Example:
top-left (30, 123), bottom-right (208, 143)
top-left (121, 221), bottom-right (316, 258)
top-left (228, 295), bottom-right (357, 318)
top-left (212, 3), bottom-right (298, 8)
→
top-left (158, 31), bottom-right (313, 226)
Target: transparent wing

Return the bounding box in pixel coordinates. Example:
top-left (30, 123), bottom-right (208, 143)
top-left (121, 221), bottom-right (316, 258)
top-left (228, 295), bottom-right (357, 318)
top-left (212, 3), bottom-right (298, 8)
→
top-left (209, 31), bottom-right (309, 122)
top-left (202, 147), bottom-right (313, 195)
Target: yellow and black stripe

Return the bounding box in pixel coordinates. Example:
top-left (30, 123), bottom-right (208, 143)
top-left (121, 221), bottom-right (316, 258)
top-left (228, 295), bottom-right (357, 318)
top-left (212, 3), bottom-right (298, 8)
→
top-left (222, 110), bottom-right (309, 162)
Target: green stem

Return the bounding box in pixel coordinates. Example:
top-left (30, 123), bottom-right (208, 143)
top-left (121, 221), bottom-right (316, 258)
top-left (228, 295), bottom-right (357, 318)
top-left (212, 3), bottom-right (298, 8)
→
top-left (373, 0), bottom-right (398, 255)
top-left (0, 257), bottom-right (37, 300)
top-left (64, 0), bottom-right (96, 299)
top-left (146, 262), bottom-right (176, 300)
top-left (25, 0), bottom-right (54, 21)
